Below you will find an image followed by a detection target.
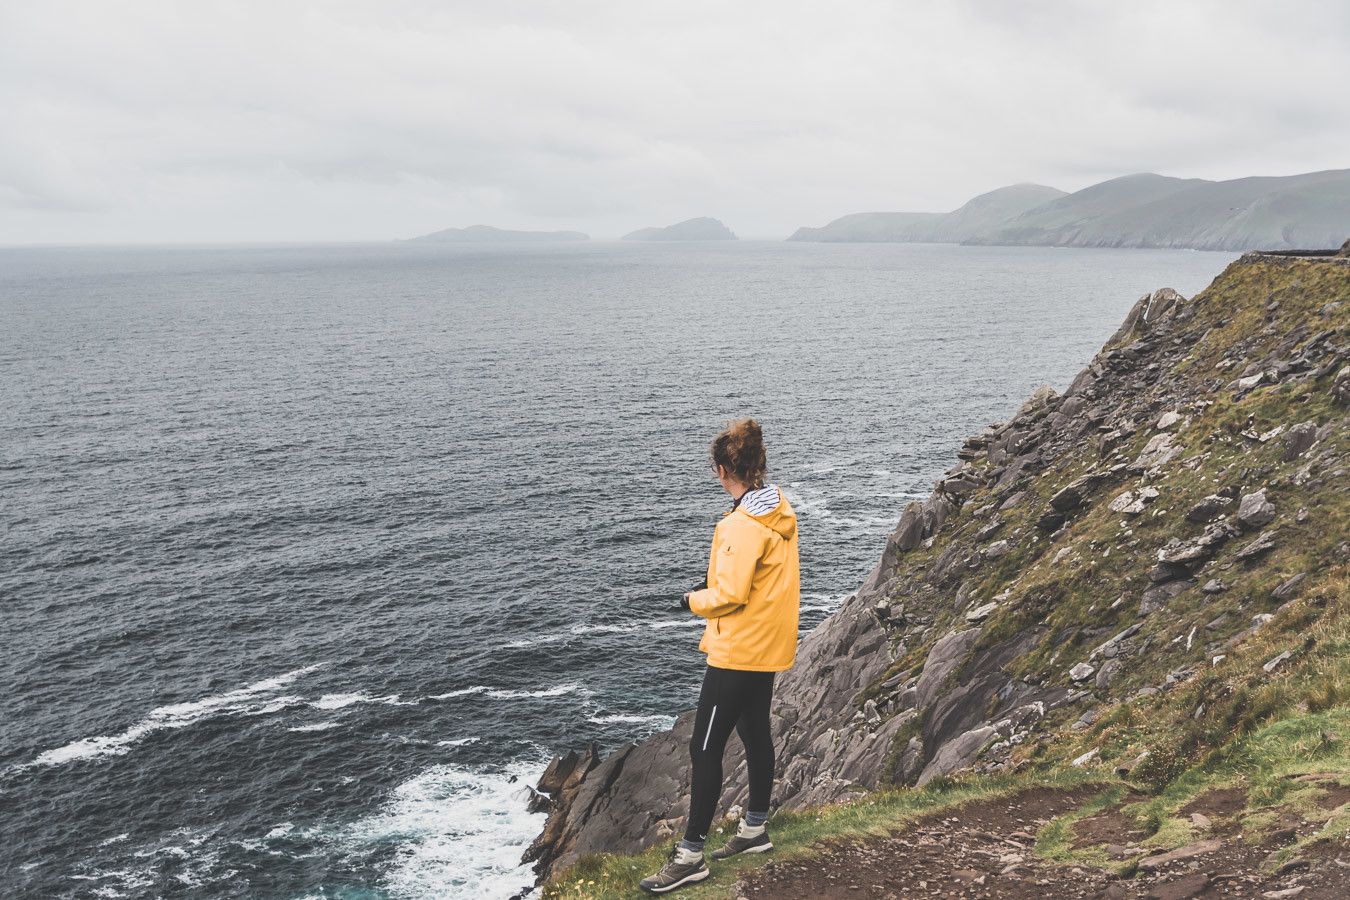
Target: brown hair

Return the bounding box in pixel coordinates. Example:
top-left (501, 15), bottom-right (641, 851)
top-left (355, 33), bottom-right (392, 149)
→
top-left (710, 418), bottom-right (767, 488)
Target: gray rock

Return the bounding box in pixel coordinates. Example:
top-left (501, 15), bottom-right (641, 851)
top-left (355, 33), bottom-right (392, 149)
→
top-left (1095, 659), bottom-right (1123, 689)
top-left (915, 628), bottom-right (983, 710)
top-left (1201, 579), bottom-right (1228, 594)
top-left (1110, 486), bottom-right (1159, 515)
top-left (891, 502), bottom-right (926, 552)
top-left (916, 725), bottom-right (997, 786)
top-left (1236, 530), bottom-right (1278, 561)
top-left (1050, 484), bottom-right (1085, 512)
top-left (1263, 650), bottom-right (1295, 673)
top-left (1069, 662), bottom-right (1096, 682)
top-left (1156, 410), bottom-right (1184, 429)
top-left (1271, 573), bottom-right (1307, 600)
top-left (1133, 432), bottom-right (1182, 471)
top-left (1237, 489), bottom-right (1276, 529)
top-left (983, 540), bottom-right (1011, 560)
top-left (1036, 510), bottom-right (1067, 531)
top-left (1186, 494), bottom-right (1233, 523)
top-left (1282, 421), bottom-right (1319, 461)
top-left (1139, 579), bottom-right (1194, 616)
top-left (965, 601), bottom-right (999, 623)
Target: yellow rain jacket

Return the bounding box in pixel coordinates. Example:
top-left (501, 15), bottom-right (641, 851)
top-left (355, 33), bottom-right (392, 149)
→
top-left (687, 485), bottom-right (800, 672)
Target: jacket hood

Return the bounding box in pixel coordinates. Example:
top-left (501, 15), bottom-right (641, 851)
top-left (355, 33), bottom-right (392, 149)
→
top-left (733, 483), bottom-right (797, 541)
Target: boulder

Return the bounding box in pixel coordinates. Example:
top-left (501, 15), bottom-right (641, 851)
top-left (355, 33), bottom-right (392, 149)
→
top-left (916, 725), bottom-right (997, 786)
top-left (1237, 489), bottom-right (1276, 529)
top-left (1156, 410), bottom-right (1184, 429)
top-left (1281, 421), bottom-right (1319, 461)
top-left (1186, 494), bottom-right (1233, 523)
top-left (1133, 433), bottom-right (1182, 471)
top-left (1236, 530), bottom-right (1278, 561)
top-left (965, 602), bottom-right (999, 623)
top-left (1271, 573), bottom-right (1307, 600)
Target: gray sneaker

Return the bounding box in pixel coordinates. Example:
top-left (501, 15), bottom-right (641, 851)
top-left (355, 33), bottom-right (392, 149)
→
top-left (639, 845), bottom-right (710, 893)
top-left (710, 821), bottom-right (773, 859)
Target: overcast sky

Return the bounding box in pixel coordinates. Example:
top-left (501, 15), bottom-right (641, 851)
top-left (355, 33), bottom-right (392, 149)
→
top-left (2, 0), bottom-right (1347, 244)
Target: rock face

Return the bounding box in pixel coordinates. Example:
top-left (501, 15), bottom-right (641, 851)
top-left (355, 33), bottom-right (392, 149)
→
top-left (526, 248), bottom-right (1350, 882)
top-left (622, 217), bottom-right (737, 241)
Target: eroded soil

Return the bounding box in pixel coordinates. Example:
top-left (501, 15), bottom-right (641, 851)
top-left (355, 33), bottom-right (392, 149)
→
top-left (735, 786), bottom-right (1350, 899)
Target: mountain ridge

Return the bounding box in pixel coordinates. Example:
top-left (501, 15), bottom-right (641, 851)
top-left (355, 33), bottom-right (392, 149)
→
top-left (791, 169), bottom-right (1350, 251)
top-left (622, 217), bottom-right (737, 241)
top-left (401, 224), bottom-right (589, 242)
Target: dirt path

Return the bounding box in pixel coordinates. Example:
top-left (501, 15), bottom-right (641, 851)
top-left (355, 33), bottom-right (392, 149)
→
top-left (735, 787), bottom-right (1349, 899)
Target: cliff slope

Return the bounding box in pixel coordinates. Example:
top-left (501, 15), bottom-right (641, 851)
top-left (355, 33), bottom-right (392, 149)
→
top-left (527, 243), bottom-right (1350, 890)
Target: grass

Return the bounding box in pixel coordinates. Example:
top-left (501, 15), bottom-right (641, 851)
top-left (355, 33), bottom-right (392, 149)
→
top-left (1038, 707), bottom-right (1350, 872)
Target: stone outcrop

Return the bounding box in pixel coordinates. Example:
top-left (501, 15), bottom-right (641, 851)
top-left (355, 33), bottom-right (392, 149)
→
top-left (526, 248), bottom-right (1350, 882)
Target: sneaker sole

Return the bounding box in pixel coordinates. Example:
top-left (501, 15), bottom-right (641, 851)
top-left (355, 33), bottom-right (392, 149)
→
top-left (711, 841), bottom-right (773, 860)
top-left (642, 867), bottom-right (710, 893)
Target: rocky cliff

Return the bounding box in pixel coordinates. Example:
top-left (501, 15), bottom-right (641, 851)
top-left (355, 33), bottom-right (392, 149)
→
top-left (525, 242), bottom-right (1350, 883)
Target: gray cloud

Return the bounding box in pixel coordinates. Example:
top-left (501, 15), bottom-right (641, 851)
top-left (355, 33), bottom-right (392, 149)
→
top-left (1, 0), bottom-right (1347, 243)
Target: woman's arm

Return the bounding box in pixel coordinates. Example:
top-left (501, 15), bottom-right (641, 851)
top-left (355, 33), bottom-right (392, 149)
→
top-left (686, 518), bottom-right (766, 619)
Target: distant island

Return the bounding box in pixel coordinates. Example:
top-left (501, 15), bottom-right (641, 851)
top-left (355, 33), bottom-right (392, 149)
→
top-left (622, 217), bottom-right (737, 241)
top-left (402, 224), bottom-right (589, 243)
top-left (789, 169), bottom-right (1350, 251)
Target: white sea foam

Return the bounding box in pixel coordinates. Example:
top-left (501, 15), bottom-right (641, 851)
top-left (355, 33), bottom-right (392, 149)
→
top-left (339, 758), bottom-right (547, 899)
top-left (587, 713), bottom-right (676, 728)
top-left (568, 618), bottom-right (701, 635)
top-left (427, 682), bottom-right (583, 701)
top-left (29, 664), bottom-right (326, 767)
top-left (289, 722), bottom-right (341, 732)
top-left (502, 617), bottom-right (698, 648)
top-left (782, 482), bottom-right (910, 532)
top-left (436, 737), bottom-right (481, 747)
top-left (247, 695), bottom-right (305, 715)
top-left (310, 693), bottom-right (370, 710)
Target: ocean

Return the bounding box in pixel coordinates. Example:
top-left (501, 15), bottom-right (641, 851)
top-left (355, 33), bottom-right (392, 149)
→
top-left (0, 241), bottom-right (1233, 898)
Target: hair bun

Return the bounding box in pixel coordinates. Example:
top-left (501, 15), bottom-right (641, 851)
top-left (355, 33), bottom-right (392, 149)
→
top-left (710, 418), bottom-right (768, 487)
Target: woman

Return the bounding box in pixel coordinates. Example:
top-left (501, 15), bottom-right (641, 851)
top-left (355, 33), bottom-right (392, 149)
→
top-left (640, 418), bottom-right (800, 894)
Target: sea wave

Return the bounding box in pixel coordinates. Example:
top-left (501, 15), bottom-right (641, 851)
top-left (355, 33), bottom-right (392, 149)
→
top-left (587, 713), bottom-right (676, 728)
top-left (339, 758), bottom-right (547, 900)
top-left (27, 665), bottom-right (326, 768)
top-left (426, 682), bottom-right (584, 701)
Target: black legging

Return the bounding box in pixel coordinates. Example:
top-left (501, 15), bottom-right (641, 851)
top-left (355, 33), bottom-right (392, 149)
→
top-left (684, 664), bottom-right (775, 843)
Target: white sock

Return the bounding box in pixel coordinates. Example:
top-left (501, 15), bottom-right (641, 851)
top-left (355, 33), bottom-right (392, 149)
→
top-left (675, 845), bottom-right (704, 864)
top-left (738, 819), bottom-right (766, 838)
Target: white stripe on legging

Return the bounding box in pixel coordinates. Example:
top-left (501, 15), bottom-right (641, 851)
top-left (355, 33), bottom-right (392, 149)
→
top-left (702, 705), bottom-right (718, 751)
